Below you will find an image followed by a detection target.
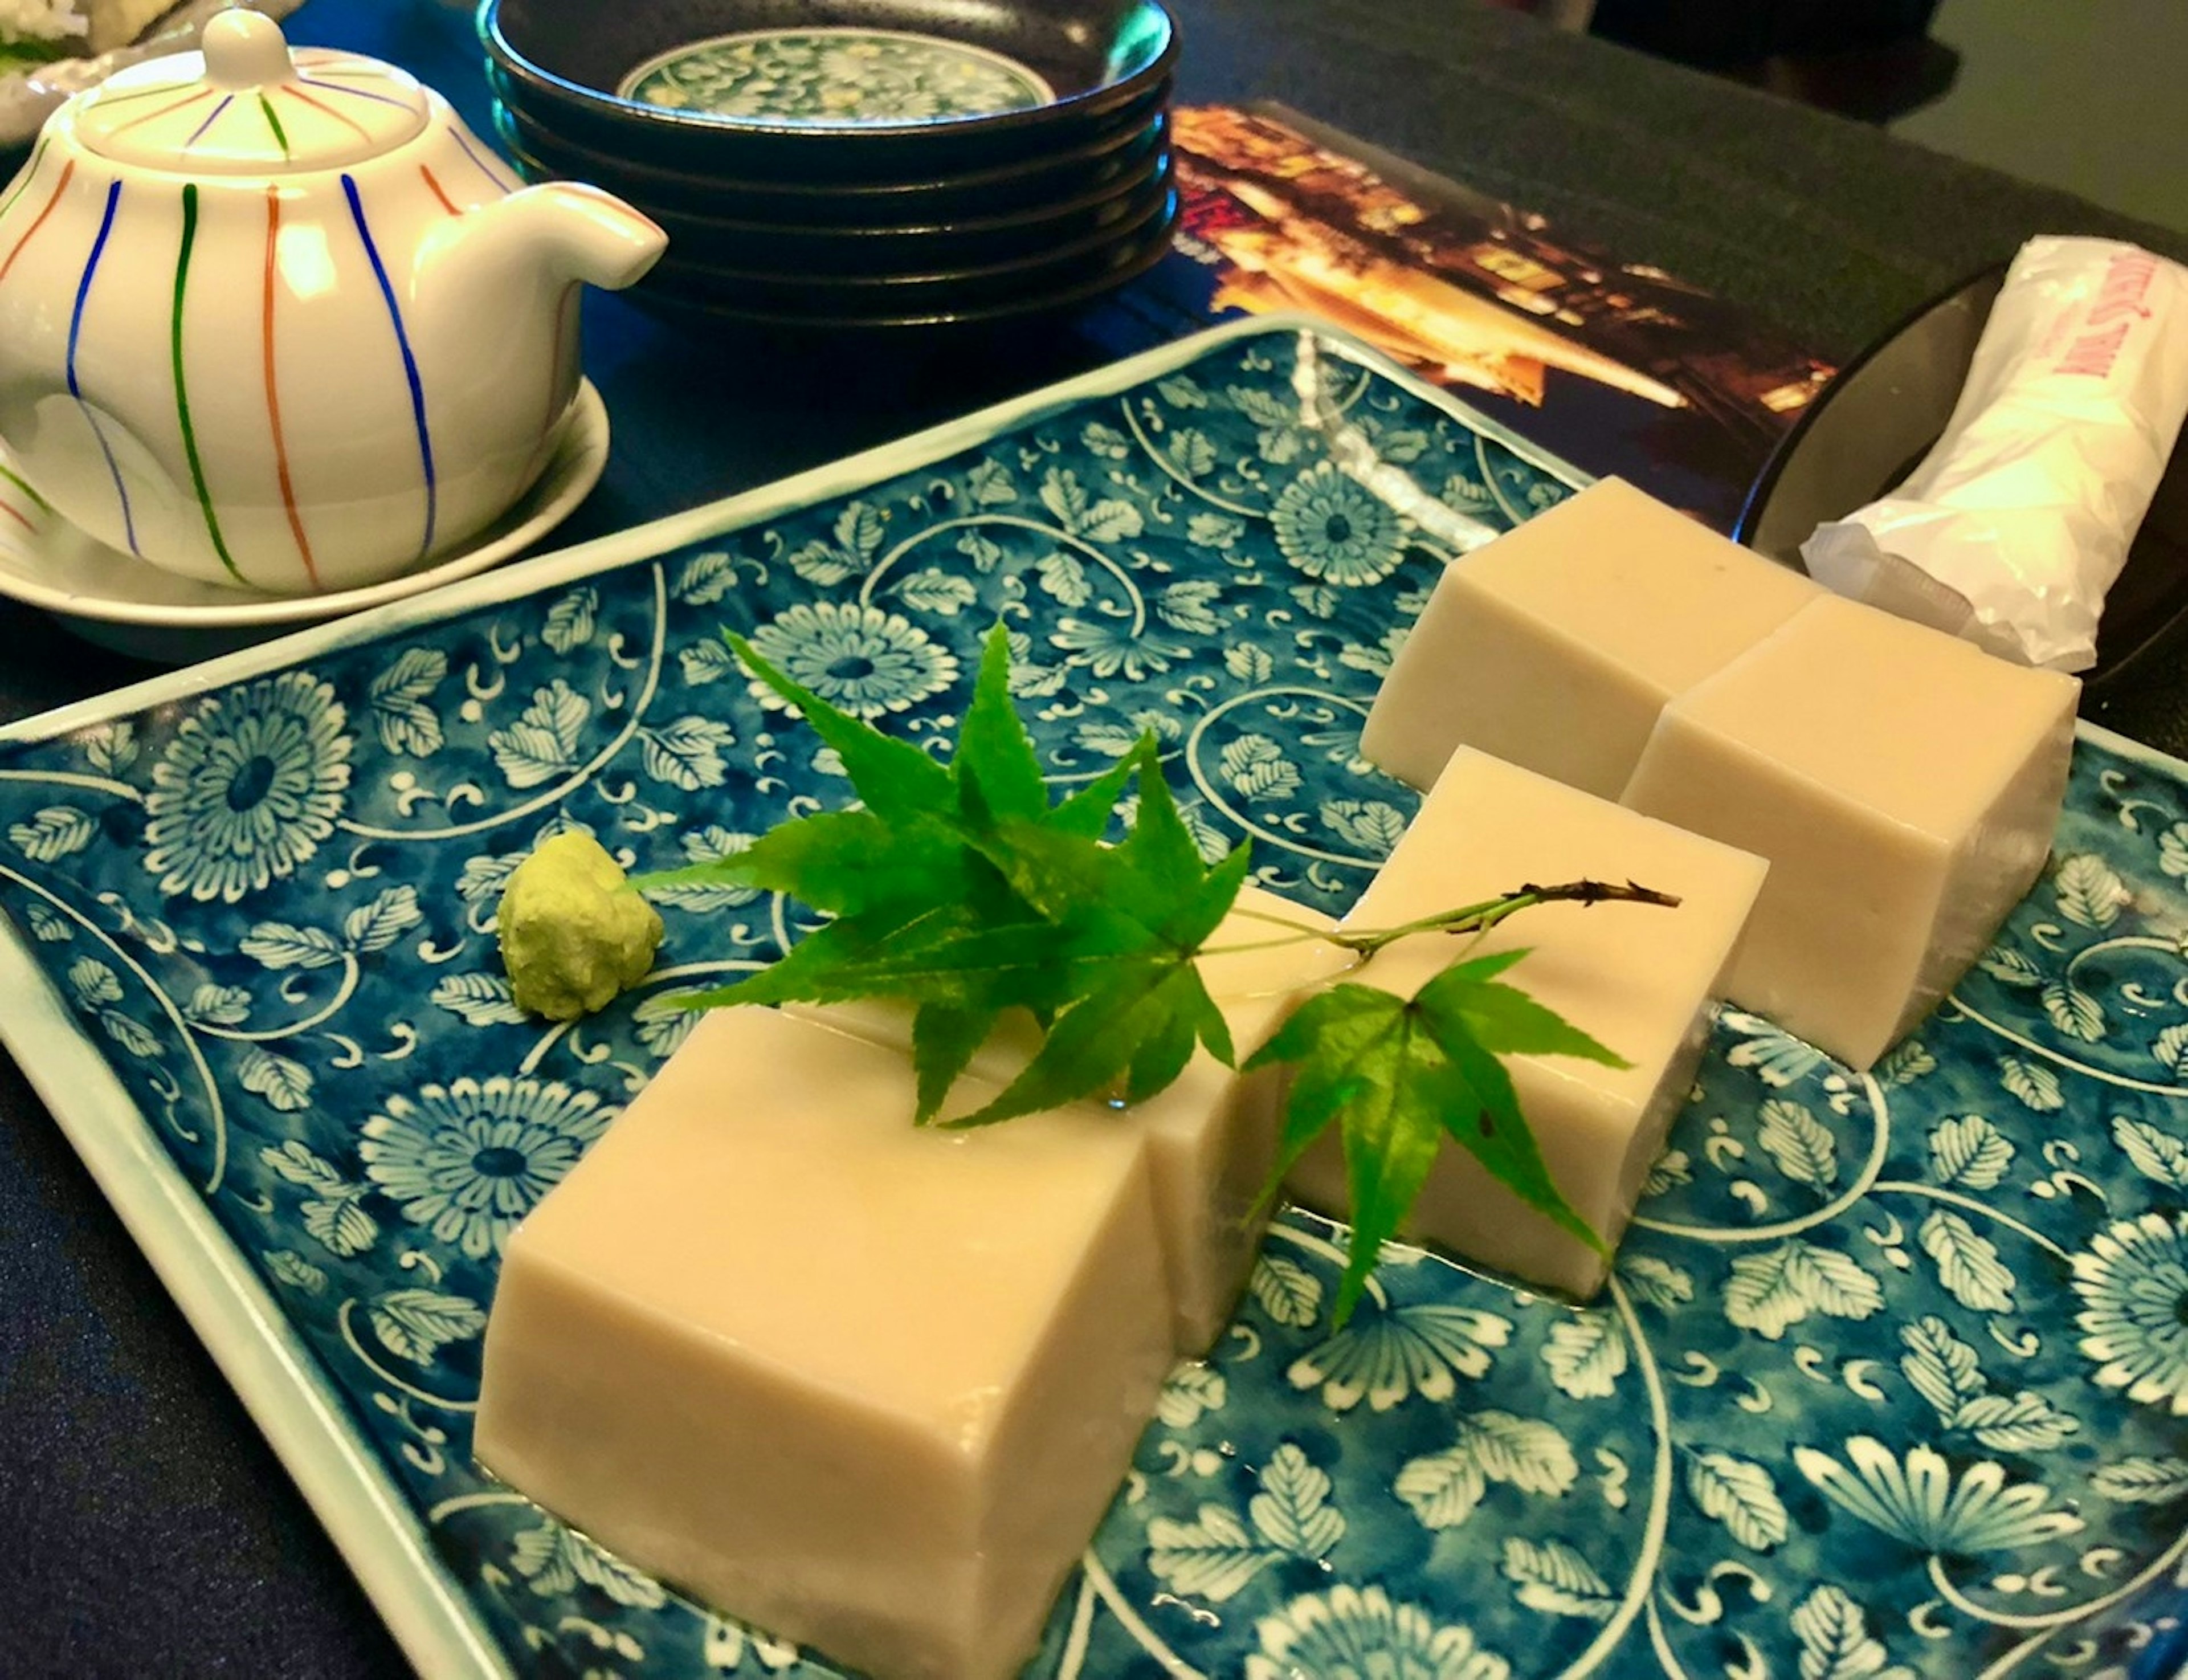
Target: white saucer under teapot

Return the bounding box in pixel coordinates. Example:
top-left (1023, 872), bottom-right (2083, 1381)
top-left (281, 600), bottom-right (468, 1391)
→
top-left (0, 8), bottom-right (665, 595)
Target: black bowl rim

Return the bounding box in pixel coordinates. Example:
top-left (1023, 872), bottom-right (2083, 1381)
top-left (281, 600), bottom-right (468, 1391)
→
top-left (646, 166), bottom-right (1175, 290)
top-left (634, 194), bottom-right (1179, 329)
top-left (490, 75), bottom-right (1170, 205)
top-left (499, 104), bottom-right (1171, 245)
top-left (480, 0), bottom-right (1178, 146)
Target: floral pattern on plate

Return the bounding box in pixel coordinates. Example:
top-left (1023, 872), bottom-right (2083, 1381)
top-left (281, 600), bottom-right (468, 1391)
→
top-left (618, 28), bottom-right (1053, 127)
top-left (0, 322), bottom-right (2183, 1680)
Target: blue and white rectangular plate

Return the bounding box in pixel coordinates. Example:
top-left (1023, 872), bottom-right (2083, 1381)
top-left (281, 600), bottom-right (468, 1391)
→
top-left (2, 316), bottom-right (2185, 1680)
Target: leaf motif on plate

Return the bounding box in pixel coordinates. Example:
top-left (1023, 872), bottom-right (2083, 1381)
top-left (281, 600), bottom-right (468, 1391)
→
top-left (2113, 1113), bottom-right (2188, 1187)
top-left (540, 586), bottom-right (597, 654)
top-left (1190, 512), bottom-right (1244, 549)
top-left (185, 982), bottom-right (251, 1026)
top-left (430, 972), bottom-right (526, 1027)
top-left (510, 1521), bottom-right (667, 1609)
top-left (1157, 580), bottom-right (1225, 636)
top-left (893, 567), bottom-right (978, 617)
top-left (670, 550), bottom-right (735, 605)
top-left (2040, 980), bottom-right (2105, 1041)
top-left (966, 458), bottom-right (1017, 503)
top-left (1541, 1311), bottom-right (1626, 1400)
top-left (1248, 1444), bottom-right (1344, 1560)
top-left (1320, 798), bottom-right (1408, 858)
top-left (639, 716), bottom-right (737, 791)
top-left (1641, 1147), bottom-right (1692, 1198)
top-left (23, 902), bottom-right (70, 942)
top-left (2158, 819), bottom-right (2188, 879)
top-left (1394, 1410), bottom-right (1577, 1531)
top-left (2054, 853), bottom-right (2132, 928)
top-left (644, 826), bottom-right (760, 913)
top-left (1686, 1449), bottom-right (1789, 1551)
top-left (1617, 1253), bottom-right (1693, 1310)
top-left (1757, 1096), bottom-right (1838, 1189)
top-left (240, 920), bottom-right (346, 971)
top-left (98, 1011), bottom-right (161, 1058)
top-left (1035, 551), bottom-right (1091, 607)
top-left (343, 885), bottom-right (422, 955)
top-left (1223, 643), bottom-right (1273, 683)
top-left (263, 1250), bottom-right (326, 1294)
top-left (1928, 1114), bottom-right (2014, 1190)
top-left (1899, 1316), bottom-right (1986, 1421)
top-left (1079, 422), bottom-right (1129, 462)
top-left (1724, 1241), bottom-right (1883, 1340)
top-left (260, 1139), bottom-right (346, 1195)
top-left (10, 804), bottom-right (94, 863)
top-left (632, 992), bottom-right (698, 1061)
top-left (680, 638), bottom-right (738, 686)
top-left (368, 1287), bottom-right (486, 1365)
top-left (1877, 1039), bottom-right (1935, 1087)
top-left (1157, 1363), bottom-right (1227, 1429)
top-left (1144, 1503), bottom-right (1275, 1602)
top-left (1220, 734), bottom-right (1301, 802)
top-left (1289, 583), bottom-right (1340, 620)
top-left (81, 720), bottom-right (136, 775)
top-left (1918, 1210), bottom-right (2016, 1314)
top-left (2091, 1457), bottom-right (2188, 1504)
top-left (1168, 427), bottom-right (1218, 479)
top-left (1953, 1391), bottom-right (2079, 1452)
top-left (1789, 1584), bottom-right (1914, 1680)
top-left (1721, 1011), bottom-right (1828, 1088)
top-left (1975, 944), bottom-right (2043, 987)
top-left (238, 1046), bottom-right (313, 1113)
top-left (67, 955), bottom-right (121, 1008)
top-left (1500, 1536), bottom-right (1615, 1620)
top-left (1997, 1055), bottom-right (2064, 1112)
top-left (488, 679), bottom-right (590, 790)
top-left (366, 647), bottom-right (446, 757)
top-left (303, 1194), bottom-right (377, 1258)
top-left (1288, 1300), bottom-right (1512, 1412)
top-left (1248, 1253), bottom-right (1322, 1329)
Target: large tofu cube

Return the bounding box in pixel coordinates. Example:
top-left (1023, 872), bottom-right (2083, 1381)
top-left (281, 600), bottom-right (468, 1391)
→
top-left (1361, 477), bottom-right (1819, 797)
top-left (1285, 749), bottom-right (1767, 1296)
top-left (1620, 593), bottom-right (2078, 1070)
top-left (789, 884), bottom-right (1355, 1352)
top-left (474, 1006), bottom-right (1173, 1680)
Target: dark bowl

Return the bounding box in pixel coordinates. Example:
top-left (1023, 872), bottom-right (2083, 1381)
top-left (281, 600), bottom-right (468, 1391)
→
top-left (480, 0), bottom-right (1177, 179)
top-left (636, 187), bottom-right (1179, 326)
top-left (490, 78), bottom-right (1169, 221)
top-left (634, 201), bottom-right (1181, 332)
top-left (499, 105), bottom-right (1169, 275)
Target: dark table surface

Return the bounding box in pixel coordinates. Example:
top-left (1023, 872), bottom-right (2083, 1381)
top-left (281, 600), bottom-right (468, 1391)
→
top-left (4, 2), bottom-right (2185, 1674)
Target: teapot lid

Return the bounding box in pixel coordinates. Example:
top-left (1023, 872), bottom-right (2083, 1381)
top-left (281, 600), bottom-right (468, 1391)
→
top-left (76, 10), bottom-right (429, 174)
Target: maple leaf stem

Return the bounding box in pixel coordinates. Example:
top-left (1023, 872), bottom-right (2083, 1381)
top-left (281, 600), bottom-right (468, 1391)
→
top-left (1200, 879), bottom-right (1681, 963)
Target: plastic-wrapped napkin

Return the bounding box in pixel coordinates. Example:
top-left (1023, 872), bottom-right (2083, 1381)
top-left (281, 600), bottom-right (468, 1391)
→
top-left (1802, 237), bottom-right (2188, 672)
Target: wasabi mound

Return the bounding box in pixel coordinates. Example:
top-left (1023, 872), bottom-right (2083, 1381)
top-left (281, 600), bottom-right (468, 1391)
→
top-left (498, 831), bottom-right (663, 1020)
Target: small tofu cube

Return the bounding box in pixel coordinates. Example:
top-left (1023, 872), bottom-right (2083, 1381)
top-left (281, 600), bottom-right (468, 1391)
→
top-left (474, 1007), bottom-right (1173, 1680)
top-left (789, 884), bottom-right (1355, 1352)
top-left (1620, 593), bottom-right (2078, 1070)
top-left (1361, 478), bottom-right (1819, 797)
top-left (1285, 749), bottom-right (1767, 1296)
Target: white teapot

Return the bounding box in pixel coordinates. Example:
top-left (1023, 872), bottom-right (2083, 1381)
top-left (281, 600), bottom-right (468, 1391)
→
top-left (0, 9), bottom-right (665, 594)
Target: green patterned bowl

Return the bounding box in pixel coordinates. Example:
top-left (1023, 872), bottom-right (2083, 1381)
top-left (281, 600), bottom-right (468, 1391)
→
top-left (479, 0), bottom-right (1177, 180)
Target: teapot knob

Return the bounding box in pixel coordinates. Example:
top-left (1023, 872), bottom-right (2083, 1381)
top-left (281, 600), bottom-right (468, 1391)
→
top-left (201, 8), bottom-right (295, 90)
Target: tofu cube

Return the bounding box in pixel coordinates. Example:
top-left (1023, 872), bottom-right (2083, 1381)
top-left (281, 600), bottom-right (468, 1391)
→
top-left (1285, 749), bottom-right (1767, 1296)
top-left (788, 884), bottom-right (1355, 1353)
top-left (1620, 593), bottom-right (2078, 1070)
top-left (1360, 477), bottom-right (1820, 797)
top-left (473, 1006), bottom-right (1174, 1680)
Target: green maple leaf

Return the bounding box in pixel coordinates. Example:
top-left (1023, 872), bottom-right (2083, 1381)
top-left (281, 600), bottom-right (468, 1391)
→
top-left (1249, 949), bottom-right (1624, 1324)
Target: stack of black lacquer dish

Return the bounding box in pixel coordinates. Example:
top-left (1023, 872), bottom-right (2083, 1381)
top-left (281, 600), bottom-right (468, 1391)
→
top-left (480, 0), bottom-right (1179, 331)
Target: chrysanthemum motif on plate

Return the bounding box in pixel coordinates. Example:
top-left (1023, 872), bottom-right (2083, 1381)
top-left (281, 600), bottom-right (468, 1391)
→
top-left (359, 1076), bottom-right (613, 1261)
top-left (141, 670), bottom-right (352, 903)
top-left (745, 601), bottom-right (958, 720)
top-left (1793, 1437), bottom-right (2084, 1554)
top-left (1245, 1584), bottom-right (1511, 1680)
top-left (1269, 461), bottom-right (1409, 587)
top-left (2069, 1210), bottom-right (2188, 1416)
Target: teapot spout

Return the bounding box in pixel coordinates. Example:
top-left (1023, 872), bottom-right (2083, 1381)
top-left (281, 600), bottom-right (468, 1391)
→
top-left (422, 180), bottom-right (666, 328)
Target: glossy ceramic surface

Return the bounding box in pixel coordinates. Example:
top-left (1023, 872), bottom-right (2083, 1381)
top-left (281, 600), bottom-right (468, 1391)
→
top-left (0, 380), bottom-right (608, 663)
top-left (0, 319), bottom-right (2182, 1680)
top-left (495, 108), bottom-right (1170, 277)
top-left (489, 76), bottom-right (1169, 218)
top-left (0, 11), bottom-right (662, 594)
top-left (617, 28), bottom-right (1054, 126)
top-left (480, 0), bottom-right (1176, 178)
